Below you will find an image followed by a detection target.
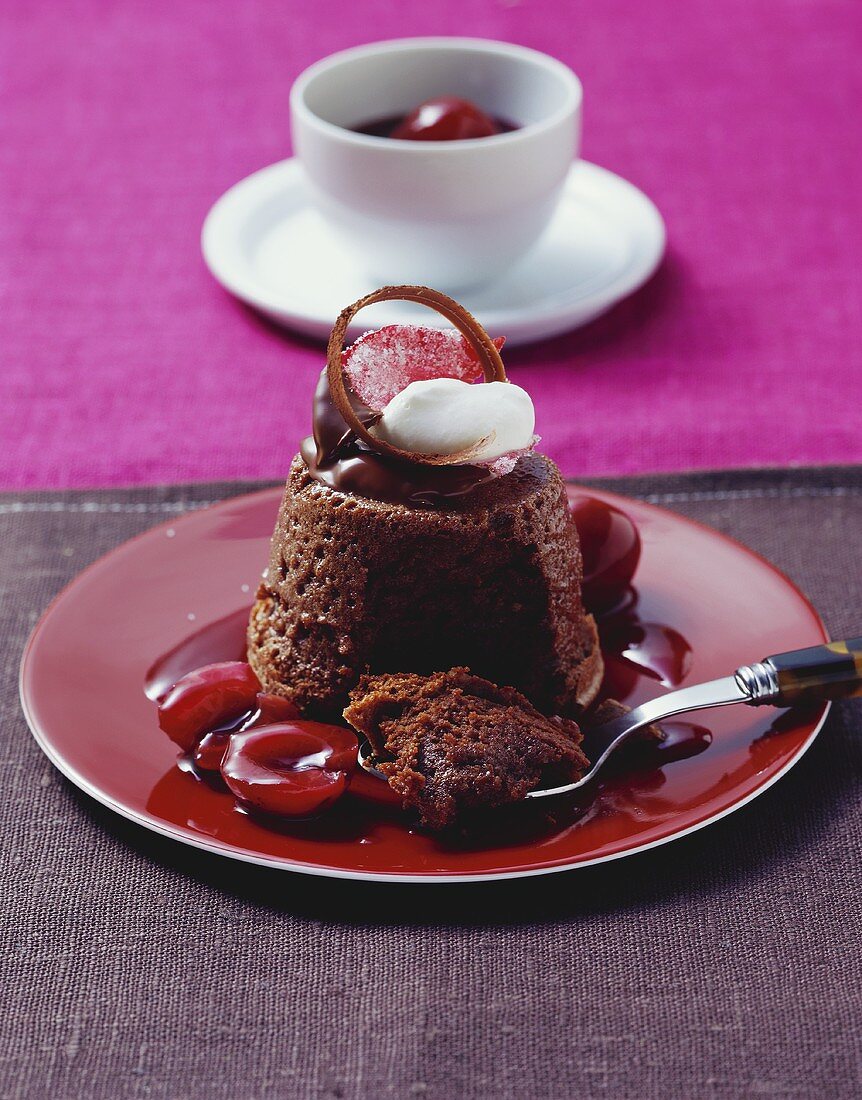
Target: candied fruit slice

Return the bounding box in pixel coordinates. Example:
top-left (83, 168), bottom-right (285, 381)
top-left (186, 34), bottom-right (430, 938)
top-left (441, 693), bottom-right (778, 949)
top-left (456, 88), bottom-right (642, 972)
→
top-left (343, 325), bottom-right (505, 409)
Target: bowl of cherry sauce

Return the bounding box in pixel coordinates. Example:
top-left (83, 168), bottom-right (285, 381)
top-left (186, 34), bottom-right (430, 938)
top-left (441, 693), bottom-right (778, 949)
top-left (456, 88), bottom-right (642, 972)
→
top-left (290, 38), bottom-right (582, 290)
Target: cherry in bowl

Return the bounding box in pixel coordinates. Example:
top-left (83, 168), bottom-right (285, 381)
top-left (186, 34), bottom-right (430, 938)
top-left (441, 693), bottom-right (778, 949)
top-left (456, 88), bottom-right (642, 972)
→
top-left (391, 97), bottom-right (501, 142)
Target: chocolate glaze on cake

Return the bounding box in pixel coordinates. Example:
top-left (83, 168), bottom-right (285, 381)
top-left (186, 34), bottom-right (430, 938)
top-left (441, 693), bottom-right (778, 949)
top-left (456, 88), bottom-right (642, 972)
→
top-left (344, 668), bottom-right (589, 829)
top-left (300, 367), bottom-right (499, 508)
top-left (247, 286), bottom-right (603, 721)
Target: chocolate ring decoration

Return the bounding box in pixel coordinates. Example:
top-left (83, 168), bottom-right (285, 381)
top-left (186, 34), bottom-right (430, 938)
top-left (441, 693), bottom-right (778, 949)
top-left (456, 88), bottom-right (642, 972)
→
top-left (326, 286), bottom-right (507, 466)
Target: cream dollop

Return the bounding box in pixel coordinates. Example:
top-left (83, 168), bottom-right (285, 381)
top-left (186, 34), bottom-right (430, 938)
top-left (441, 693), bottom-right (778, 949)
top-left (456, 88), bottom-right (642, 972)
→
top-left (371, 377), bottom-right (535, 463)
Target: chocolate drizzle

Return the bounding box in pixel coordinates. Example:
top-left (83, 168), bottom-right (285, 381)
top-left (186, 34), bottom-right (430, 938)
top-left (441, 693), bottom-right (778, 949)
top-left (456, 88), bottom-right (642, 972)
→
top-left (311, 365), bottom-right (381, 468)
top-left (302, 369), bottom-right (496, 508)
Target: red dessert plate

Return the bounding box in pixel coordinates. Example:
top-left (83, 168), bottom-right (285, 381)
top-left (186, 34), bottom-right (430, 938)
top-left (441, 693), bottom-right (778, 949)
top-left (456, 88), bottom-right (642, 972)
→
top-left (20, 486), bottom-right (829, 883)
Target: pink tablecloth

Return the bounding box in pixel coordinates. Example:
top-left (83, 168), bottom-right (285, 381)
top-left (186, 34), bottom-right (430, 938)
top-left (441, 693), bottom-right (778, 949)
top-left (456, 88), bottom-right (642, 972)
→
top-left (2, 1), bottom-right (860, 488)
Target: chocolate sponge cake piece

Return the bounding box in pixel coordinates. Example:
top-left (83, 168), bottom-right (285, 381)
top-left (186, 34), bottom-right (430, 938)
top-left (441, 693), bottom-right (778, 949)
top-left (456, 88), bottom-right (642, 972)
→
top-left (344, 668), bottom-right (590, 830)
top-left (247, 451), bottom-right (603, 721)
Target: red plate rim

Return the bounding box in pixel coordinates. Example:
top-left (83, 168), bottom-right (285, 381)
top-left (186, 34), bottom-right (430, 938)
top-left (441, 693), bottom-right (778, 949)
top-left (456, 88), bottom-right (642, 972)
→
top-left (19, 484), bottom-right (830, 884)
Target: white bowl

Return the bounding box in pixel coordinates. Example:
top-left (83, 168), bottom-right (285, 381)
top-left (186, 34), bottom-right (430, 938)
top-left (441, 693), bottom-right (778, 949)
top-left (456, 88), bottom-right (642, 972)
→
top-left (290, 38), bottom-right (582, 291)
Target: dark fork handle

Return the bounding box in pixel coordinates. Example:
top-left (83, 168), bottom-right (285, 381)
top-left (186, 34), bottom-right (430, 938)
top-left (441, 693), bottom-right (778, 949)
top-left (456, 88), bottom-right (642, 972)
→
top-left (737, 637), bottom-right (862, 706)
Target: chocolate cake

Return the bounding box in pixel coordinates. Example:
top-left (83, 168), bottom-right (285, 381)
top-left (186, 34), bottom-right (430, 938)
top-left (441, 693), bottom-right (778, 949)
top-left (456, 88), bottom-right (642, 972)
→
top-left (247, 286), bottom-right (603, 721)
top-left (344, 668), bottom-right (589, 829)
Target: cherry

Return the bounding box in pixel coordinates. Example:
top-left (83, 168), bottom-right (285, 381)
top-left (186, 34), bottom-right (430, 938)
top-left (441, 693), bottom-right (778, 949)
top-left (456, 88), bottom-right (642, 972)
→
top-left (191, 694), bottom-right (303, 771)
top-left (252, 692), bottom-right (301, 725)
top-left (157, 661), bottom-right (260, 751)
top-left (193, 728), bottom-right (233, 771)
top-left (391, 97), bottom-right (501, 142)
top-left (189, 692), bottom-right (302, 772)
top-left (220, 722), bottom-right (359, 817)
top-left (569, 496), bottom-right (642, 615)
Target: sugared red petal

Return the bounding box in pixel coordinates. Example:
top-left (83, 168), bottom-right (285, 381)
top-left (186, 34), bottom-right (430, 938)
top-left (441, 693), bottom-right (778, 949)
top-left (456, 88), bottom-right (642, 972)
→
top-left (481, 436), bottom-right (541, 476)
top-left (343, 326), bottom-right (505, 409)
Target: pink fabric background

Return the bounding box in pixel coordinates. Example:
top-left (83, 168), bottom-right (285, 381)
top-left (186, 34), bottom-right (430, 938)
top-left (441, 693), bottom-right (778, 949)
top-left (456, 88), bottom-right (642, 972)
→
top-left (2, 1), bottom-right (860, 489)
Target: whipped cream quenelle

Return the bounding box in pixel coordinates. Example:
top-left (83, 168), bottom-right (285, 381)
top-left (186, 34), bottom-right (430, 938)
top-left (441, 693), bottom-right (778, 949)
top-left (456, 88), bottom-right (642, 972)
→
top-left (372, 377), bottom-right (536, 464)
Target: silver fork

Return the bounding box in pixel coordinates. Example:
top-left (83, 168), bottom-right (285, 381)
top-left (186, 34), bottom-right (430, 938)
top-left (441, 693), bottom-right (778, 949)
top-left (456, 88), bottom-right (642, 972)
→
top-left (358, 637), bottom-right (862, 800)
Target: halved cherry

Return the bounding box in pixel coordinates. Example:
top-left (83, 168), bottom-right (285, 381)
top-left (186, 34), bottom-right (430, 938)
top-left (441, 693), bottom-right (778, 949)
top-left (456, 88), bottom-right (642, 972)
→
top-left (191, 694), bottom-right (303, 772)
top-left (392, 97), bottom-right (500, 141)
top-left (157, 661), bottom-right (260, 751)
top-left (220, 723), bottom-right (358, 817)
top-left (193, 729), bottom-right (233, 771)
top-left (251, 692), bottom-right (300, 725)
top-left (569, 496), bottom-right (641, 615)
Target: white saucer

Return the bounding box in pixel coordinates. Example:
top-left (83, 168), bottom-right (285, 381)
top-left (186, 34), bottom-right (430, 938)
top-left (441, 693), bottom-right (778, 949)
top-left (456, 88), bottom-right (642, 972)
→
top-left (202, 158), bottom-right (665, 347)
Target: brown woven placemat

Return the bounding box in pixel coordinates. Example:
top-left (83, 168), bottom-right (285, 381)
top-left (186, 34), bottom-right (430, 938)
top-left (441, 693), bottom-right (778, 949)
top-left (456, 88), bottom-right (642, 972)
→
top-left (2, 466), bottom-right (860, 1100)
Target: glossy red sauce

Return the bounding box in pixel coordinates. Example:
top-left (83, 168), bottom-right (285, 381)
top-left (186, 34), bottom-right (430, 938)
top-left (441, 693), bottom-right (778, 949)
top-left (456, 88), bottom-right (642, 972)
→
top-left (569, 493), bottom-right (641, 614)
top-left (154, 656), bottom-right (358, 818)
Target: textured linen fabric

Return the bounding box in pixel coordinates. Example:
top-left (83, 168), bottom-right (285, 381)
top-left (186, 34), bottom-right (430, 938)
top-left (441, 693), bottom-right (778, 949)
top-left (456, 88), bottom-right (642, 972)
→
top-left (1, 1), bottom-right (861, 489)
top-left (1, 466), bottom-right (861, 1099)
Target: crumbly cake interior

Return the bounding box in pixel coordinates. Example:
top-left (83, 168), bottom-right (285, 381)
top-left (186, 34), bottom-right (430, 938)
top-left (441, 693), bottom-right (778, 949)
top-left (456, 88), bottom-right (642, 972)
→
top-left (343, 667), bottom-right (590, 829)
